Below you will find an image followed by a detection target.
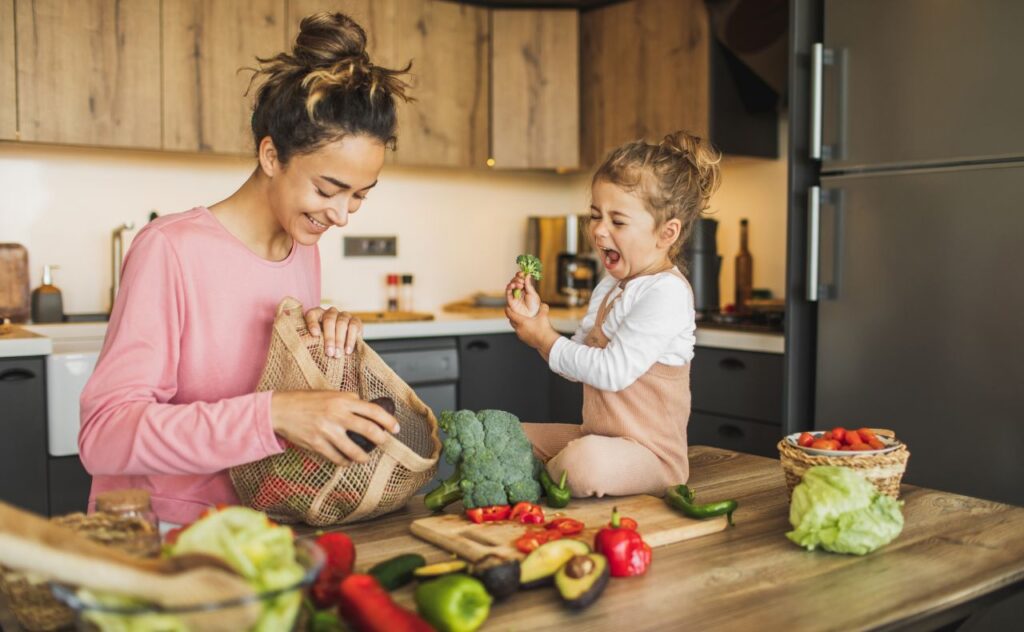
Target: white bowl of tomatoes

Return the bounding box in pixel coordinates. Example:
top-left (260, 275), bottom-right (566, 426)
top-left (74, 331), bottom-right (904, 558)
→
top-left (786, 427), bottom-right (901, 457)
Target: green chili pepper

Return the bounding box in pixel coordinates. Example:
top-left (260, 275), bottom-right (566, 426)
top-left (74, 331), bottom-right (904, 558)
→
top-left (665, 484), bottom-right (738, 526)
top-left (540, 469), bottom-right (571, 508)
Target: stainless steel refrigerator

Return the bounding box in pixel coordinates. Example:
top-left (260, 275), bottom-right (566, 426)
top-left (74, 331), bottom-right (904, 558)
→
top-left (786, 0), bottom-right (1024, 506)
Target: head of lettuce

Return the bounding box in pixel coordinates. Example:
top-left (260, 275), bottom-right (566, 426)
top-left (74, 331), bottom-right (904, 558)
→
top-left (786, 466), bottom-right (905, 555)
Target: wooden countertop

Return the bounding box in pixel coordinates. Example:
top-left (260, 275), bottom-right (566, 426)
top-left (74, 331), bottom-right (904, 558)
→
top-left (297, 446), bottom-right (1024, 631)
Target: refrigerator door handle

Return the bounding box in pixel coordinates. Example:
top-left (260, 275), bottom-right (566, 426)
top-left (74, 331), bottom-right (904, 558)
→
top-left (810, 44), bottom-right (824, 160)
top-left (810, 44), bottom-right (844, 161)
top-left (807, 186), bottom-right (821, 301)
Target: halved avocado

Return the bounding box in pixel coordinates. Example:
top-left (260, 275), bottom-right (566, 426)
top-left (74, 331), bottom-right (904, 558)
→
top-left (519, 538), bottom-right (591, 589)
top-left (555, 553), bottom-right (609, 610)
top-left (413, 559), bottom-right (469, 579)
top-left (471, 555), bottom-right (520, 600)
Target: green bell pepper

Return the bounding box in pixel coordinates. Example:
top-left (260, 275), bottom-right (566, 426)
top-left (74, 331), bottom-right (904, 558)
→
top-left (414, 574), bottom-right (492, 632)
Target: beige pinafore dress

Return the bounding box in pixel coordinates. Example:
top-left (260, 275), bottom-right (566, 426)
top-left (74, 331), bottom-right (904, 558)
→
top-left (521, 269), bottom-right (692, 497)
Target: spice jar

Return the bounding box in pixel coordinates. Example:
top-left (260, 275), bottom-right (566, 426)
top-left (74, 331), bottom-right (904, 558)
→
top-left (94, 489), bottom-right (162, 557)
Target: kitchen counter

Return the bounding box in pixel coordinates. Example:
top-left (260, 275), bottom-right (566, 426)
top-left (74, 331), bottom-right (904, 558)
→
top-left (14, 314), bottom-right (784, 354)
top-left (287, 446), bottom-right (1024, 631)
top-left (0, 325), bottom-right (52, 358)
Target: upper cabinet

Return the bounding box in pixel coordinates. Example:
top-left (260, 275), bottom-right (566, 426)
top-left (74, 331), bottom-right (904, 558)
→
top-left (491, 9), bottom-right (579, 170)
top-left (162, 0), bottom-right (286, 154)
top-left (0, 0), bottom-right (15, 140)
top-left (14, 0), bottom-right (161, 148)
top-left (391, 0), bottom-right (490, 168)
top-left (580, 0), bottom-right (709, 167)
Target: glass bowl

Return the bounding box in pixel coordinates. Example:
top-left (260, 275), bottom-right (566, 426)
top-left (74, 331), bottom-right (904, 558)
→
top-left (50, 538), bottom-right (324, 631)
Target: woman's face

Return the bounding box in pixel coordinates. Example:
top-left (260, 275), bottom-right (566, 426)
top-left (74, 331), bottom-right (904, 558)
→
top-left (589, 178), bottom-right (673, 280)
top-left (264, 134), bottom-right (386, 246)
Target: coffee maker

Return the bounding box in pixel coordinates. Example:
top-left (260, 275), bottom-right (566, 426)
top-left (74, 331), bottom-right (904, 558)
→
top-left (525, 215), bottom-right (598, 307)
top-left (681, 218), bottom-right (721, 318)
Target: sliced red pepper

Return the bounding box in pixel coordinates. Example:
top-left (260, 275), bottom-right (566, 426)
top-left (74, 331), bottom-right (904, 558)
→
top-left (514, 528), bottom-right (563, 554)
top-left (616, 516), bottom-right (639, 531)
top-left (465, 504), bottom-right (511, 523)
top-left (510, 502), bottom-right (545, 524)
top-left (546, 517), bottom-right (585, 535)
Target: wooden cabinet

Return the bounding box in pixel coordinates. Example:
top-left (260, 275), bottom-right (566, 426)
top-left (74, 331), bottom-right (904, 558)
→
top-left (491, 9), bottom-right (579, 170)
top-left (162, 0), bottom-right (286, 154)
top-left (14, 0), bottom-right (161, 148)
top-left (0, 0), bottom-right (15, 140)
top-left (580, 0), bottom-right (709, 166)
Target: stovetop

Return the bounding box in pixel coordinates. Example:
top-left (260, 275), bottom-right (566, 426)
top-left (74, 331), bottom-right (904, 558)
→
top-left (696, 310), bottom-right (785, 334)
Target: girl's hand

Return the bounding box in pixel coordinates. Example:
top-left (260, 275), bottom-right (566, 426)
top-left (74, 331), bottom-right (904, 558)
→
top-left (506, 271), bottom-right (541, 318)
top-left (305, 306), bottom-right (363, 358)
top-left (270, 391), bottom-right (400, 464)
top-left (506, 302), bottom-right (561, 359)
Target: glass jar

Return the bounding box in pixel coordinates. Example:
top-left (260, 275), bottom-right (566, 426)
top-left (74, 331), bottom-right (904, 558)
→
top-left (94, 489), bottom-right (162, 558)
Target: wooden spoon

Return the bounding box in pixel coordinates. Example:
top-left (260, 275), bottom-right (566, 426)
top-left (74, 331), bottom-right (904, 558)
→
top-left (0, 501), bottom-right (261, 631)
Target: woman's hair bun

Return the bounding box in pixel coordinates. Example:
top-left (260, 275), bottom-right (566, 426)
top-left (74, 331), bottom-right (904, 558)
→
top-left (293, 12), bottom-right (368, 68)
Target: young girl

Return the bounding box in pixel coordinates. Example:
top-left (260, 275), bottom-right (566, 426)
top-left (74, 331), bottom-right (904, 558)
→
top-left (506, 131), bottom-right (721, 497)
top-left (79, 13), bottom-right (410, 525)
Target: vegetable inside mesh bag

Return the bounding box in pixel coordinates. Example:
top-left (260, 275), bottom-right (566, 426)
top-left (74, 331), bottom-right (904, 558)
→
top-left (230, 297), bottom-right (441, 526)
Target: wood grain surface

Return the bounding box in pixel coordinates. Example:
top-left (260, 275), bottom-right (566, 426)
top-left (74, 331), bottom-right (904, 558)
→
top-left (0, 244), bottom-right (29, 323)
top-left (296, 446), bottom-right (1024, 631)
top-left (410, 493), bottom-right (727, 562)
top-left (350, 311), bottom-right (435, 323)
top-left (0, 0), bottom-right (15, 140)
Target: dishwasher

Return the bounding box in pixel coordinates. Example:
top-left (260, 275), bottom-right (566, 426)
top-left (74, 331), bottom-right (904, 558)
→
top-left (370, 336), bottom-right (458, 490)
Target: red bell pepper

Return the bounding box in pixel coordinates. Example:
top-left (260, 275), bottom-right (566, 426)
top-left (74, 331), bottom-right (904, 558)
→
top-left (546, 517), bottom-right (585, 535)
top-left (311, 532), bottom-right (356, 608)
top-left (338, 574), bottom-right (433, 632)
top-left (594, 507), bottom-right (652, 577)
top-left (465, 504), bottom-right (512, 524)
top-left (510, 502), bottom-right (545, 524)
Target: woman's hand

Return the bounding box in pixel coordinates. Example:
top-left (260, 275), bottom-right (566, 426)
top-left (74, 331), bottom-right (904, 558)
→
top-left (506, 271), bottom-right (541, 318)
top-left (305, 306), bottom-right (362, 358)
top-left (506, 302), bottom-right (561, 360)
top-left (270, 391), bottom-right (400, 464)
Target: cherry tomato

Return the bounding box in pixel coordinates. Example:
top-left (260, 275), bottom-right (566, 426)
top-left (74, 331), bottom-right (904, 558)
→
top-left (857, 428), bottom-right (879, 443)
top-left (797, 432), bottom-right (815, 447)
top-left (832, 427), bottom-right (847, 443)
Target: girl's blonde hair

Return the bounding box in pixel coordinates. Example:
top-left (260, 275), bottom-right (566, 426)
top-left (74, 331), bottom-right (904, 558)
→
top-left (593, 130), bottom-right (722, 267)
top-left (248, 12), bottom-right (412, 163)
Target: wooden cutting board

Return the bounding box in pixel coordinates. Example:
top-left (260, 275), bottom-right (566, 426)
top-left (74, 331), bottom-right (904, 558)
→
top-left (410, 494), bottom-right (728, 562)
top-left (442, 299), bottom-right (588, 320)
top-left (351, 311), bottom-right (434, 323)
top-left (0, 244), bottom-right (30, 323)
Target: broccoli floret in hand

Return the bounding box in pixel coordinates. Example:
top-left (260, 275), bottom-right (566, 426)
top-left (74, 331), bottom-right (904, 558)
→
top-left (424, 409), bottom-right (543, 510)
top-left (513, 254), bottom-right (543, 300)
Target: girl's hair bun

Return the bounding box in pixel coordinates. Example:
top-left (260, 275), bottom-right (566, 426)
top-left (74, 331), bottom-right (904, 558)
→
top-left (658, 131), bottom-right (722, 207)
top-left (293, 12), bottom-right (368, 69)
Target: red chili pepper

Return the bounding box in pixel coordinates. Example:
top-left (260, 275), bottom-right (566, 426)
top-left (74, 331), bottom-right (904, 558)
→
top-left (546, 517), bottom-right (585, 535)
top-left (311, 532), bottom-right (356, 607)
top-left (337, 574), bottom-right (433, 632)
top-left (594, 507), bottom-right (652, 577)
top-left (465, 504), bottom-right (512, 524)
top-left (510, 502), bottom-right (545, 524)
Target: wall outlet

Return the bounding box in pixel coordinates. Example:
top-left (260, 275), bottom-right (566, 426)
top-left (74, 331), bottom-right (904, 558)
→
top-left (344, 236), bottom-right (397, 257)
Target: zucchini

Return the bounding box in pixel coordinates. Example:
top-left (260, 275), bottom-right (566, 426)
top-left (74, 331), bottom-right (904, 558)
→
top-left (412, 559), bottom-right (469, 579)
top-left (368, 553), bottom-right (427, 590)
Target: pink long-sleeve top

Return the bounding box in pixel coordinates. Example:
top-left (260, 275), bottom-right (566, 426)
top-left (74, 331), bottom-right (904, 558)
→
top-left (79, 207), bottom-right (320, 525)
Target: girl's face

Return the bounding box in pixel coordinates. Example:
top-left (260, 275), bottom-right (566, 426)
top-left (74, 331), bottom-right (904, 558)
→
top-left (588, 178), bottom-right (680, 281)
top-left (263, 134), bottom-right (386, 246)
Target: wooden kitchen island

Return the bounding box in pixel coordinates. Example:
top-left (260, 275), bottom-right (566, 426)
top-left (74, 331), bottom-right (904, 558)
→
top-left (2, 447), bottom-right (1022, 631)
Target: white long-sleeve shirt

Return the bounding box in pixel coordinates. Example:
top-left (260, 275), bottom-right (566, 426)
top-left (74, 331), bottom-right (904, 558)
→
top-left (548, 269), bottom-right (696, 392)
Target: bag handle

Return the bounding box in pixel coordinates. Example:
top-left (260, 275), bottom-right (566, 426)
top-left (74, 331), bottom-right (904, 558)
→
top-left (273, 297), bottom-right (335, 391)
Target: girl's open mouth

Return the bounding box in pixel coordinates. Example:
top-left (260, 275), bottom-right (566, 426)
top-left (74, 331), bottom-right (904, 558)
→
top-left (601, 247), bottom-right (621, 269)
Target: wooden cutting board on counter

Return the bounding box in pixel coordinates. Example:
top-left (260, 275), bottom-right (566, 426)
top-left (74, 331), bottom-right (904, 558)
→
top-left (0, 244), bottom-right (30, 323)
top-left (442, 299), bottom-right (589, 320)
top-left (351, 311), bottom-right (434, 323)
top-left (409, 494), bottom-right (728, 562)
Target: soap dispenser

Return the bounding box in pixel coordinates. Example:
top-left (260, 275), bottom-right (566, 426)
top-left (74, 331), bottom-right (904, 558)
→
top-left (31, 265), bottom-right (64, 323)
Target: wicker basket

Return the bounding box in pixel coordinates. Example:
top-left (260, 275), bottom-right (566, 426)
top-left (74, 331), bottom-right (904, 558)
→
top-left (230, 298), bottom-right (441, 526)
top-left (0, 512), bottom-right (158, 632)
top-left (778, 431), bottom-right (910, 499)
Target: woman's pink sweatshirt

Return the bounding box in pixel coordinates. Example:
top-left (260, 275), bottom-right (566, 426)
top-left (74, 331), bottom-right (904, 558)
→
top-left (79, 207), bottom-right (320, 525)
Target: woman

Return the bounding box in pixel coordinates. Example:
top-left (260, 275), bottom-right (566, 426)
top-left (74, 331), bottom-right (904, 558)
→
top-left (79, 12), bottom-right (411, 525)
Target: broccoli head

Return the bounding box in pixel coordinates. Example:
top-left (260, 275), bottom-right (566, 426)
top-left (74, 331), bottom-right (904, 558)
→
top-left (424, 409), bottom-right (543, 510)
top-left (513, 254), bottom-right (543, 300)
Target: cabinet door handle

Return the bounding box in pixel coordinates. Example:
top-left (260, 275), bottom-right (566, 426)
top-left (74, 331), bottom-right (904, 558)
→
top-left (718, 424), bottom-right (744, 439)
top-left (718, 357), bottom-right (746, 371)
top-left (465, 340), bottom-right (490, 351)
top-left (0, 368), bottom-right (36, 382)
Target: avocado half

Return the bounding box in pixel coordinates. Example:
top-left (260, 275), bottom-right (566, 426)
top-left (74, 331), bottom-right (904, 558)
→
top-left (555, 553), bottom-right (610, 610)
top-left (519, 538), bottom-right (591, 589)
top-left (471, 555), bottom-right (521, 600)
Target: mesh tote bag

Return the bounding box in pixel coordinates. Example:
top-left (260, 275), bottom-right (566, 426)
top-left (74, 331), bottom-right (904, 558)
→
top-left (230, 297), bottom-right (441, 525)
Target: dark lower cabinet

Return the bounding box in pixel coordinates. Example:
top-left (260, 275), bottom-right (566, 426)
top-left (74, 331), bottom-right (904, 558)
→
top-left (457, 334), bottom-right (550, 422)
top-left (687, 412), bottom-right (782, 458)
top-left (48, 456), bottom-right (92, 515)
top-left (0, 356), bottom-right (49, 514)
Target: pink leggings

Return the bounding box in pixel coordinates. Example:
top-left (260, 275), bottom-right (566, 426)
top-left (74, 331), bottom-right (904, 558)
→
top-left (521, 423), bottom-right (675, 498)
